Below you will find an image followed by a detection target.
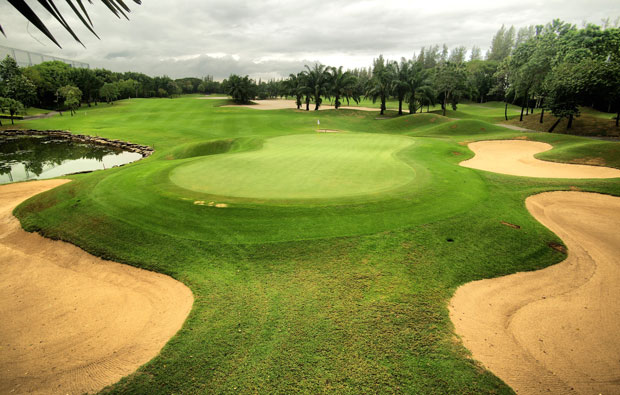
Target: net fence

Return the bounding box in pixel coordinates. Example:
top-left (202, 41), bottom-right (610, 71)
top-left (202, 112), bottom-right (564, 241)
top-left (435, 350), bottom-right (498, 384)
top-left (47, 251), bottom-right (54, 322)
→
top-left (0, 45), bottom-right (89, 69)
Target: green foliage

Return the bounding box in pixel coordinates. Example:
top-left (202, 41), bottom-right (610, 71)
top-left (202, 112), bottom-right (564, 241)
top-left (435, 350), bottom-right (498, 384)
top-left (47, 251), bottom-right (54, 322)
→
top-left (0, 96), bottom-right (25, 125)
top-left (227, 74), bottom-right (256, 104)
top-left (100, 82), bottom-right (120, 104)
top-left (366, 55), bottom-right (393, 115)
top-left (57, 85), bottom-right (82, 115)
top-left (487, 25), bottom-right (516, 61)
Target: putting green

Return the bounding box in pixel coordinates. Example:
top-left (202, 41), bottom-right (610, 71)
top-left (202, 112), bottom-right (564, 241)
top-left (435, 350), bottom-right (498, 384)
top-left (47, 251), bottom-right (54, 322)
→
top-left (169, 133), bottom-right (417, 200)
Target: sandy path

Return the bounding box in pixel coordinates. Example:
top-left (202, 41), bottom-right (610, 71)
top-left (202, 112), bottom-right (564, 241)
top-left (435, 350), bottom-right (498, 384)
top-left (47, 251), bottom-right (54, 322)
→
top-left (197, 96), bottom-right (229, 100)
top-left (461, 140), bottom-right (620, 178)
top-left (223, 99), bottom-right (380, 112)
top-left (450, 192), bottom-right (620, 394)
top-left (0, 180), bottom-right (193, 395)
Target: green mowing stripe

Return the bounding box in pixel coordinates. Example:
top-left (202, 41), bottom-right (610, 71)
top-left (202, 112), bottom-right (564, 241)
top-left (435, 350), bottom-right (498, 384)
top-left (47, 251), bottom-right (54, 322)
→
top-left (170, 133), bottom-right (417, 200)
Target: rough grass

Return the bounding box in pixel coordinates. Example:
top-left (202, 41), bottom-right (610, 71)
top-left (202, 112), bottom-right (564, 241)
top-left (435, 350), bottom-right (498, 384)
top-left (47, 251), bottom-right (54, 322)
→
top-left (10, 96), bottom-right (620, 394)
top-left (504, 111), bottom-right (620, 137)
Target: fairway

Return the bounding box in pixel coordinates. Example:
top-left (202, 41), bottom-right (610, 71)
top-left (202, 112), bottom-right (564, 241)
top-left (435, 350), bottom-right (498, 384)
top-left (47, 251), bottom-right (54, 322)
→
top-left (6, 96), bottom-right (620, 394)
top-left (170, 133), bottom-right (416, 200)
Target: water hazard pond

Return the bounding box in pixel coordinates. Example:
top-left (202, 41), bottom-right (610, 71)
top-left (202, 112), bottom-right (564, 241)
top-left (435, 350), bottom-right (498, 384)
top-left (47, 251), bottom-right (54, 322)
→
top-left (0, 135), bottom-right (143, 184)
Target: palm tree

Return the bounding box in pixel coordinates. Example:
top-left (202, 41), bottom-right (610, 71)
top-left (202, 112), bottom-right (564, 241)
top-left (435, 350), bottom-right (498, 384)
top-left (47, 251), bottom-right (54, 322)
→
top-left (404, 61), bottom-right (434, 114)
top-left (329, 66), bottom-right (359, 109)
top-left (391, 59), bottom-right (410, 115)
top-left (285, 73), bottom-right (305, 110)
top-left (228, 75), bottom-right (255, 104)
top-left (304, 64), bottom-right (332, 111)
top-left (366, 56), bottom-right (394, 115)
top-left (3, 1), bottom-right (142, 48)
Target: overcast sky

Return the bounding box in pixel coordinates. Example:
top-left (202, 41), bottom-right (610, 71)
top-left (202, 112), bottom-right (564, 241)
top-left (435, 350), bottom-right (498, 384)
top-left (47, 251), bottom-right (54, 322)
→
top-left (1, 0), bottom-right (619, 80)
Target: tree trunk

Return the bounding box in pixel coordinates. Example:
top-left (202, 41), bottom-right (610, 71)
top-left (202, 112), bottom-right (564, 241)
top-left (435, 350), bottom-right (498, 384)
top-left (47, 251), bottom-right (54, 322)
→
top-left (335, 96), bottom-right (340, 109)
top-left (10, 112), bottom-right (14, 125)
top-left (398, 99), bottom-right (403, 115)
top-left (616, 110), bottom-right (619, 127)
top-left (519, 106), bottom-right (524, 122)
top-left (567, 114), bottom-right (574, 129)
top-left (504, 101), bottom-right (508, 121)
top-left (380, 97), bottom-right (386, 115)
top-left (305, 97), bottom-right (310, 111)
top-left (548, 117), bottom-right (562, 133)
top-left (442, 96), bottom-right (447, 116)
top-left (540, 108), bottom-right (545, 123)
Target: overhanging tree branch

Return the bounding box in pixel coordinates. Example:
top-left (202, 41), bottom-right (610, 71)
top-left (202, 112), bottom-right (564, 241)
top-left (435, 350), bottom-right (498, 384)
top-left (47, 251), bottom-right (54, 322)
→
top-left (2, 0), bottom-right (142, 48)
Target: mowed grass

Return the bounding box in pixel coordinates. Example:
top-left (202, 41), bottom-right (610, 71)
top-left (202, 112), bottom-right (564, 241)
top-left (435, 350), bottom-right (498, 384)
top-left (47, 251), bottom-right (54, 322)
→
top-left (11, 96), bottom-right (620, 394)
top-left (170, 133), bottom-right (417, 200)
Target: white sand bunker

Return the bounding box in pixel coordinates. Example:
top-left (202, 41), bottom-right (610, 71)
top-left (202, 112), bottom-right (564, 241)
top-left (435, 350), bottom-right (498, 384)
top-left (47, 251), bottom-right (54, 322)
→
top-left (450, 191), bottom-right (620, 394)
top-left (0, 180), bottom-right (193, 395)
top-left (461, 140), bottom-right (620, 178)
top-left (223, 99), bottom-right (379, 112)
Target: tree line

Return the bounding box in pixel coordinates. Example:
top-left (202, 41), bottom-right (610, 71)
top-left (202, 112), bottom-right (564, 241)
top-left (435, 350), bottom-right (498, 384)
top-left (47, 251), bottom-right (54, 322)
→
top-left (225, 19), bottom-right (620, 129)
top-left (2, 18), bottom-right (619, 130)
top-left (0, 56), bottom-right (222, 122)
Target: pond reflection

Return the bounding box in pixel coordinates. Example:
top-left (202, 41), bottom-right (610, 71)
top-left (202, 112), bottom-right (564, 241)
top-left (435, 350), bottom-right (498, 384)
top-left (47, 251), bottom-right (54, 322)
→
top-left (0, 135), bottom-right (143, 184)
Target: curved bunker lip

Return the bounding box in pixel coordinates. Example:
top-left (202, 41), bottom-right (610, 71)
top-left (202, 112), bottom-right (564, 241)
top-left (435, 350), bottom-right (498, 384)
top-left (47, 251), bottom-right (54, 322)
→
top-left (460, 139), bottom-right (620, 179)
top-left (0, 179), bottom-right (194, 394)
top-left (452, 140), bottom-right (620, 394)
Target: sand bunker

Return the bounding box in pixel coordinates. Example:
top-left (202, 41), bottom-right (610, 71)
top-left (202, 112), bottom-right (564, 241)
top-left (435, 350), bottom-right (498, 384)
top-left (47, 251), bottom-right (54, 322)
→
top-left (461, 140), bottom-right (620, 178)
top-left (223, 99), bottom-right (380, 112)
top-left (0, 180), bottom-right (193, 395)
top-left (450, 191), bottom-right (620, 394)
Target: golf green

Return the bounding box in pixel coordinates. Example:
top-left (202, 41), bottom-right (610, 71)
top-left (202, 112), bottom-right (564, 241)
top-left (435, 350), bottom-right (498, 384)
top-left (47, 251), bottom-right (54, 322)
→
top-left (169, 133), bottom-right (416, 200)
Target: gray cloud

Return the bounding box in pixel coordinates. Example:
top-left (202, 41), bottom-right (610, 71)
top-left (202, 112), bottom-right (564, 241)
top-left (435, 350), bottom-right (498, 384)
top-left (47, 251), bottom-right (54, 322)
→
top-left (1, 0), bottom-right (619, 79)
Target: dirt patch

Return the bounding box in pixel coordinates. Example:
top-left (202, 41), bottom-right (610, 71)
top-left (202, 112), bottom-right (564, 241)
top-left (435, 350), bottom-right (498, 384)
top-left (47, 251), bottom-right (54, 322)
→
top-left (500, 221), bottom-right (520, 229)
top-left (451, 151), bottom-right (463, 156)
top-left (450, 191), bottom-right (620, 394)
top-left (460, 140), bottom-right (620, 178)
top-left (570, 157), bottom-right (607, 166)
top-left (317, 129), bottom-right (341, 133)
top-left (548, 241), bottom-right (567, 254)
top-left (0, 180), bottom-right (193, 395)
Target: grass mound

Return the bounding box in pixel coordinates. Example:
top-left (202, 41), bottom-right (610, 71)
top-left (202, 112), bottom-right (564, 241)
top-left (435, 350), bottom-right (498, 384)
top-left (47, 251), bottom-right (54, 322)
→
top-left (421, 119), bottom-right (509, 137)
top-left (506, 112), bottom-right (620, 137)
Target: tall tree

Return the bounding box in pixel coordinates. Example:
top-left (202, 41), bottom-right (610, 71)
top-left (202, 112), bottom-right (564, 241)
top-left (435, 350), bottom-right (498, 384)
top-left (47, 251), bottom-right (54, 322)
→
top-left (404, 61), bottom-right (433, 114)
top-left (329, 66), bottom-right (358, 109)
top-left (303, 64), bottom-right (331, 111)
top-left (366, 56), bottom-right (394, 115)
top-left (488, 25), bottom-right (516, 61)
top-left (391, 59), bottom-right (410, 115)
top-left (434, 62), bottom-right (468, 116)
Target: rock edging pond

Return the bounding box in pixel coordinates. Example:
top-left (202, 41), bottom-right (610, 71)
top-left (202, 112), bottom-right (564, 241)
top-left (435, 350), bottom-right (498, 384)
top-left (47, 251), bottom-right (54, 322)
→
top-left (1, 129), bottom-right (154, 158)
